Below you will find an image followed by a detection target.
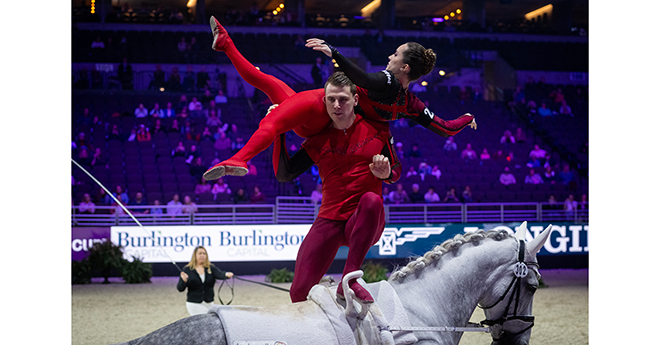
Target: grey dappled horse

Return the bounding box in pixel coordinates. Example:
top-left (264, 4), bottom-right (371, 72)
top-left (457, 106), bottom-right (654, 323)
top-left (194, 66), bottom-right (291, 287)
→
top-left (118, 222), bottom-right (553, 345)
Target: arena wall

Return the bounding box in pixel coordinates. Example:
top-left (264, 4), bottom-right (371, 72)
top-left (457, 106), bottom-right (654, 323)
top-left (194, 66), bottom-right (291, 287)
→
top-left (72, 222), bottom-right (588, 276)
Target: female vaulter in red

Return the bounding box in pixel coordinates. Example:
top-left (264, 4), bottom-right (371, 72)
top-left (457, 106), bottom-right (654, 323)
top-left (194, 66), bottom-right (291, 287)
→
top-left (202, 16), bottom-right (477, 181)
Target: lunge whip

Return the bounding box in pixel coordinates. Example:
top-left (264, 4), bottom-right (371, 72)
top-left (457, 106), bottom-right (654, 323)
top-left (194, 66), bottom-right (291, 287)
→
top-left (72, 158), bottom-right (183, 273)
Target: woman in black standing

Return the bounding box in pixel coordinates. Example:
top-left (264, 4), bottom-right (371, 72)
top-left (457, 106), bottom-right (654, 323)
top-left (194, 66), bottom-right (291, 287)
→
top-left (177, 246), bottom-right (234, 315)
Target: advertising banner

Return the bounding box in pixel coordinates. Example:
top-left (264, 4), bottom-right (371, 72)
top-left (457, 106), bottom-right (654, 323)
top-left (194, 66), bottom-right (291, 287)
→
top-left (71, 223), bottom-right (588, 263)
top-left (366, 222), bottom-right (589, 260)
top-left (110, 225), bottom-right (311, 263)
top-left (71, 227), bottom-right (111, 261)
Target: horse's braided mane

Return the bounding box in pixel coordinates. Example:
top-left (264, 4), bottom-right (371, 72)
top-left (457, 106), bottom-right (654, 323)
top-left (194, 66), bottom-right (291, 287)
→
top-left (389, 229), bottom-right (513, 282)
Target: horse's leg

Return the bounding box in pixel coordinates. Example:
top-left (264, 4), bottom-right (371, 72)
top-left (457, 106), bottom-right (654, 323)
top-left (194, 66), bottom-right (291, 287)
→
top-left (115, 313), bottom-right (227, 345)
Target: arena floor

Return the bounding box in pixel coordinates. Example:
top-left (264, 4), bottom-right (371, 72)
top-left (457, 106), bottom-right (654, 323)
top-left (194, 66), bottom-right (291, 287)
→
top-left (71, 269), bottom-right (588, 345)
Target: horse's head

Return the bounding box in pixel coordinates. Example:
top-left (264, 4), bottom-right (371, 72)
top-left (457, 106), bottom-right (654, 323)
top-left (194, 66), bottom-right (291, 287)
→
top-left (479, 222), bottom-right (553, 345)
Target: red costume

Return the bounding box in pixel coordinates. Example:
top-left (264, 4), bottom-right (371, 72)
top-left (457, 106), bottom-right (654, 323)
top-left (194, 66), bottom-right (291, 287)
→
top-left (202, 17), bottom-right (474, 181)
top-left (275, 115), bottom-right (402, 303)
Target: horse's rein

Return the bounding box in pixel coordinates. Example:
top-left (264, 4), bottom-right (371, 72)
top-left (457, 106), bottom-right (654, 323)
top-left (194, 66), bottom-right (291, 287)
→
top-left (218, 276), bottom-right (291, 305)
top-left (380, 324), bottom-right (491, 333)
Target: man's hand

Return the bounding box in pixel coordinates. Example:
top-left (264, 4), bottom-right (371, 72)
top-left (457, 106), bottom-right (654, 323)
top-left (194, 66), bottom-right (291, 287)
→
top-left (266, 104), bottom-right (279, 116)
top-left (369, 154), bottom-right (391, 179)
top-left (305, 38), bottom-right (333, 57)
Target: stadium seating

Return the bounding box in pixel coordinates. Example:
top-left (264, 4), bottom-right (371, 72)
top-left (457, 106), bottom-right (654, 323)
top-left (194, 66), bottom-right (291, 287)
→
top-left (72, 27), bottom-right (587, 71)
top-left (72, 80), bottom-right (588, 207)
top-left (71, 23), bottom-right (588, 207)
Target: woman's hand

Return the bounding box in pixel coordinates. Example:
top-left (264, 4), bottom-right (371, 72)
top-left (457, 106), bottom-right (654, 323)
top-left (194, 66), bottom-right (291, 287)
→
top-left (467, 114), bottom-right (477, 130)
top-left (305, 38), bottom-right (332, 57)
top-left (369, 154), bottom-right (391, 179)
top-left (225, 272), bottom-right (234, 279)
top-left (180, 271), bottom-right (189, 282)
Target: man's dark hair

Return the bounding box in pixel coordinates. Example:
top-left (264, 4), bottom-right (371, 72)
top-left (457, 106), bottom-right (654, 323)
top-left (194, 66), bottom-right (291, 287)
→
top-left (325, 71), bottom-right (357, 95)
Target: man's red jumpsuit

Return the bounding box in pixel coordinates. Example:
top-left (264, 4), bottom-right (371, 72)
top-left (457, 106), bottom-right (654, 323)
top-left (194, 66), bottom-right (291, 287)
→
top-left (275, 115), bottom-right (402, 303)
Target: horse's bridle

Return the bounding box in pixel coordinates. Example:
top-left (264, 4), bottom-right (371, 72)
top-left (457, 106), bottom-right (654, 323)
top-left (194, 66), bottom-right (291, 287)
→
top-left (478, 240), bottom-right (539, 340)
top-left (379, 238), bottom-right (543, 339)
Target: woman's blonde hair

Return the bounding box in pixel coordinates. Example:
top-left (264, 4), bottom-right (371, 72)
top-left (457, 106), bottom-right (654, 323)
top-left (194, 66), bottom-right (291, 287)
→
top-left (186, 246), bottom-right (211, 273)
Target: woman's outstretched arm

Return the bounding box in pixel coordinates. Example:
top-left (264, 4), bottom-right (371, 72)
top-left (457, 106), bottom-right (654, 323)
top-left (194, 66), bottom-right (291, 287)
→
top-left (306, 38), bottom-right (392, 92)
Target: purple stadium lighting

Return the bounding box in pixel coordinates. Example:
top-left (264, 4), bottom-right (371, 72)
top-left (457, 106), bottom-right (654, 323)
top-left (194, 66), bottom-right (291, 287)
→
top-left (432, 17), bottom-right (445, 22)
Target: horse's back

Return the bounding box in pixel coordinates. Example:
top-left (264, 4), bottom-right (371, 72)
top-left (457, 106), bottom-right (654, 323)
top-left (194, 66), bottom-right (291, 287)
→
top-left (115, 313), bottom-right (227, 345)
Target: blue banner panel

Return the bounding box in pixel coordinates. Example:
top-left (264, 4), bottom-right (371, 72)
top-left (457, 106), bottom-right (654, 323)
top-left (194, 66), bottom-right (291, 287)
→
top-left (358, 222), bottom-right (588, 260)
top-left (71, 227), bottom-right (111, 261)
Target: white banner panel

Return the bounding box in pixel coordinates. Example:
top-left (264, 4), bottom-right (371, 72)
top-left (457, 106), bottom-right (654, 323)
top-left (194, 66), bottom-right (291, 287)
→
top-left (111, 224), bottom-right (312, 263)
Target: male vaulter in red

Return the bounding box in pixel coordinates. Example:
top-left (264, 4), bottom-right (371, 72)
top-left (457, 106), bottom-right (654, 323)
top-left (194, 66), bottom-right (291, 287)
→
top-left (276, 72), bottom-right (402, 303)
top-left (202, 16), bottom-right (476, 181)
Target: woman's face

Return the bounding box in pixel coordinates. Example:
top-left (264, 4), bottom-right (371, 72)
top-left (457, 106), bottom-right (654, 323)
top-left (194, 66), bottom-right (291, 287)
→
top-left (387, 44), bottom-right (409, 75)
top-left (195, 248), bottom-right (207, 265)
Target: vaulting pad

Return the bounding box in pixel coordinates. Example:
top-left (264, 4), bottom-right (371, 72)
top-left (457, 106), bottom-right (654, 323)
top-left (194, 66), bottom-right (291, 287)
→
top-left (208, 280), bottom-right (417, 345)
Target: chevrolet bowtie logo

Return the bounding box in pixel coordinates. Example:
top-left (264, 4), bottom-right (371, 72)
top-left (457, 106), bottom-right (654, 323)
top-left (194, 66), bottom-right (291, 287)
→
top-left (377, 227), bottom-right (445, 255)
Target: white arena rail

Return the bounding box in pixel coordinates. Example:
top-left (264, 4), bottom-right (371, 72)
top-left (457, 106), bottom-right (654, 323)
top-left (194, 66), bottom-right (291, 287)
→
top-left (71, 199), bottom-right (587, 226)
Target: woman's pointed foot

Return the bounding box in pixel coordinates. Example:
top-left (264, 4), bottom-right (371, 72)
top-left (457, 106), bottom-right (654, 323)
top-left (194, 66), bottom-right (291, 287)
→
top-left (210, 16), bottom-right (232, 52)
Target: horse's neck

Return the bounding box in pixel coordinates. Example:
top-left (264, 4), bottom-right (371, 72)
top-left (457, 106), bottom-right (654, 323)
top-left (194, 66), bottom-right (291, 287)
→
top-left (392, 262), bottom-right (483, 327)
top-left (390, 240), bottom-right (514, 342)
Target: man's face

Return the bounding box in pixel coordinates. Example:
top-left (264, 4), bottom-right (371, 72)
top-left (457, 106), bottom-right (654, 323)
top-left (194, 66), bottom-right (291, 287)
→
top-left (324, 84), bottom-right (357, 125)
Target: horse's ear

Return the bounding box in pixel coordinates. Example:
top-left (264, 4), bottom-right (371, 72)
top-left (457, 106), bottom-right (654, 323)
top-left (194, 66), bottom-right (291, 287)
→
top-left (527, 224), bottom-right (553, 257)
top-left (514, 221), bottom-right (528, 240)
